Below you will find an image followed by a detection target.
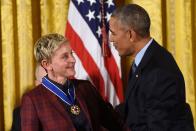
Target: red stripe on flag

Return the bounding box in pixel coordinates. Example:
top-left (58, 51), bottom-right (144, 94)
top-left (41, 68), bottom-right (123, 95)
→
top-left (104, 57), bottom-right (124, 102)
top-left (66, 22), bottom-right (105, 98)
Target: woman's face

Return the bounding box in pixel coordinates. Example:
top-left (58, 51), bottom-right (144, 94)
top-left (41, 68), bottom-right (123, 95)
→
top-left (49, 43), bottom-right (76, 79)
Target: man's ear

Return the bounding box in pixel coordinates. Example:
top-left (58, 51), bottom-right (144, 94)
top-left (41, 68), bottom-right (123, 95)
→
top-left (41, 59), bottom-right (52, 71)
top-left (128, 29), bottom-right (136, 42)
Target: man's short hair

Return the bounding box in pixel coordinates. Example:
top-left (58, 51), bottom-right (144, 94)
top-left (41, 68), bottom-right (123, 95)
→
top-left (111, 4), bottom-right (150, 37)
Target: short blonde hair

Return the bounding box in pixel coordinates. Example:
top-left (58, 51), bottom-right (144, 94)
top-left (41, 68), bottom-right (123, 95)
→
top-left (34, 33), bottom-right (68, 63)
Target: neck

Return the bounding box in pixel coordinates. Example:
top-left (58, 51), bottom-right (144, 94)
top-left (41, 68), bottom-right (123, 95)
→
top-left (48, 73), bottom-right (67, 85)
top-left (133, 36), bottom-right (151, 58)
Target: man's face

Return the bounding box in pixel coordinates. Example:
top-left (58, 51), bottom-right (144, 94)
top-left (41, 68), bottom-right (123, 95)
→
top-left (109, 17), bottom-right (134, 56)
top-left (50, 43), bottom-right (76, 79)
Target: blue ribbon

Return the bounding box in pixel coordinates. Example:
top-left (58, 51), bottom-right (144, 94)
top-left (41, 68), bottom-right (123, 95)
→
top-left (42, 76), bottom-right (75, 106)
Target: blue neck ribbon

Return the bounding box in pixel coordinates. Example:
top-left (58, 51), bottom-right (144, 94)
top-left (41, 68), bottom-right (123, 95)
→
top-left (42, 76), bottom-right (75, 106)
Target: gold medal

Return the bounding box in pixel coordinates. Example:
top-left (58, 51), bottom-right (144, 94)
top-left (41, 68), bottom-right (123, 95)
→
top-left (70, 105), bottom-right (80, 115)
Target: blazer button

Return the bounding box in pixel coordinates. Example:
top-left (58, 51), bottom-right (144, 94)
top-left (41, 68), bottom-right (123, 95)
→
top-left (136, 74), bottom-right (138, 78)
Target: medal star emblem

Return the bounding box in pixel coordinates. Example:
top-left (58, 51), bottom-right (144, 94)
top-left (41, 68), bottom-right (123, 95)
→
top-left (71, 105), bottom-right (80, 115)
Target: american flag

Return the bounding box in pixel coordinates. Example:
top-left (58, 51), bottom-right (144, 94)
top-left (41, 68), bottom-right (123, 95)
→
top-left (65, 0), bottom-right (123, 106)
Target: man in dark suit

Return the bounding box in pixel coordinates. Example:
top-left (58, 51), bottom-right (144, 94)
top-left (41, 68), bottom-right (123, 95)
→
top-left (109, 4), bottom-right (194, 131)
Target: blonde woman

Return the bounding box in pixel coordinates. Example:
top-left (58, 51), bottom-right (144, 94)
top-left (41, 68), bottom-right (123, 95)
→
top-left (21, 33), bottom-right (127, 131)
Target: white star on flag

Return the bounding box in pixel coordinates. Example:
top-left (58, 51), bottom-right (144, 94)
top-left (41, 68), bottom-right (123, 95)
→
top-left (76, 0), bottom-right (84, 5)
top-left (105, 12), bottom-right (112, 22)
top-left (105, 0), bottom-right (114, 8)
top-left (97, 12), bottom-right (101, 22)
top-left (87, 0), bottom-right (96, 6)
top-left (86, 10), bottom-right (95, 21)
top-left (96, 26), bottom-right (101, 37)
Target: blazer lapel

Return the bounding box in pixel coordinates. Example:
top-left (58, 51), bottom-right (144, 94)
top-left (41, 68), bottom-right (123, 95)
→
top-left (73, 80), bottom-right (93, 130)
top-left (76, 92), bottom-right (93, 129)
top-left (125, 68), bottom-right (141, 101)
top-left (125, 40), bottom-right (157, 101)
top-left (42, 85), bottom-right (74, 125)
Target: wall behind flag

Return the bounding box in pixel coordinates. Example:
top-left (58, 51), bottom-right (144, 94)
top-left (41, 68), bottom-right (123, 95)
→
top-left (1, 0), bottom-right (196, 130)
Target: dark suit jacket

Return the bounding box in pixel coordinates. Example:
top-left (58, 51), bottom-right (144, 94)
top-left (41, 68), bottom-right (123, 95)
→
top-left (119, 40), bottom-right (194, 131)
top-left (21, 79), bottom-right (127, 131)
top-left (11, 107), bottom-right (21, 131)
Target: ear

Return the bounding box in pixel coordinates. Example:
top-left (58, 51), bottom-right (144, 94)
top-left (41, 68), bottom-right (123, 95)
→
top-left (41, 59), bottom-right (52, 71)
top-left (128, 29), bottom-right (136, 42)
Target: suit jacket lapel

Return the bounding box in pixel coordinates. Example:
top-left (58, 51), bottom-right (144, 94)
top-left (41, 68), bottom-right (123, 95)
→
top-left (125, 40), bottom-right (157, 101)
top-left (125, 68), bottom-right (140, 100)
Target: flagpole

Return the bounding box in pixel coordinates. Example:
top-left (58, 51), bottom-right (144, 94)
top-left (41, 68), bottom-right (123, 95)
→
top-left (101, 0), bottom-right (110, 57)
